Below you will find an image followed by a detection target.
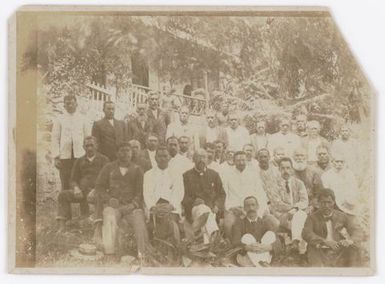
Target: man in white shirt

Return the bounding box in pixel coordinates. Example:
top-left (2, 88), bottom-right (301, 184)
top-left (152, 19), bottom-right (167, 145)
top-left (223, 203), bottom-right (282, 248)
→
top-left (302, 120), bottom-right (329, 165)
top-left (167, 136), bottom-right (193, 175)
top-left (217, 149), bottom-right (235, 184)
top-left (205, 142), bottom-right (221, 173)
top-left (321, 153), bottom-right (360, 216)
top-left (268, 118), bottom-right (302, 159)
top-left (178, 135), bottom-right (193, 160)
top-left (143, 146), bottom-right (184, 217)
top-left (223, 151), bottom-right (270, 238)
top-left (225, 112), bottom-right (251, 151)
top-left (243, 143), bottom-right (259, 172)
top-left (199, 109), bottom-right (228, 148)
top-left (250, 120), bottom-right (269, 152)
top-left (166, 105), bottom-right (199, 150)
top-left (51, 95), bottom-right (90, 191)
top-left (331, 124), bottom-right (360, 175)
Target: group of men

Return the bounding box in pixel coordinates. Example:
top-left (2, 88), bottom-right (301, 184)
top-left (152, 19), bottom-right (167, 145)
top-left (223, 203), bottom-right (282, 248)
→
top-left (51, 93), bottom-right (363, 267)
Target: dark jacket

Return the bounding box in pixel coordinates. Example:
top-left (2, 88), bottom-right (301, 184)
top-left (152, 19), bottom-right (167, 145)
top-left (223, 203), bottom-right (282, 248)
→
top-left (70, 152), bottom-right (109, 192)
top-left (147, 108), bottom-right (170, 143)
top-left (302, 209), bottom-right (360, 247)
top-left (92, 118), bottom-right (127, 161)
top-left (127, 116), bottom-right (153, 148)
top-left (182, 168), bottom-right (226, 221)
top-left (95, 161), bottom-right (144, 219)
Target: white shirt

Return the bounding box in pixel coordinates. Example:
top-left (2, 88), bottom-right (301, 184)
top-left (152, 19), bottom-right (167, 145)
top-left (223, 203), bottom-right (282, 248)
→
top-left (86, 155), bottom-right (96, 162)
top-left (147, 149), bottom-right (156, 167)
top-left (321, 168), bottom-right (359, 213)
top-left (250, 133), bottom-right (269, 152)
top-left (166, 120), bottom-right (199, 149)
top-left (143, 166), bottom-right (184, 214)
top-left (108, 119), bottom-right (114, 127)
top-left (331, 138), bottom-right (360, 173)
top-left (304, 136), bottom-right (327, 162)
top-left (206, 126), bottom-right (218, 144)
top-left (218, 162), bottom-right (234, 184)
top-left (119, 167), bottom-right (128, 176)
top-left (268, 132), bottom-right (302, 158)
top-left (51, 111), bottom-right (90, 159)
top-left (325, 219), bottom-right (334, 241)
top-left (226, 126), bottom-right (251, 151)
top-left (207, 161), bottom-right (221, 173)
top-left (169, 153), bottom-right (194, 175)
top-left (223, 166), bottom-right (268, 216)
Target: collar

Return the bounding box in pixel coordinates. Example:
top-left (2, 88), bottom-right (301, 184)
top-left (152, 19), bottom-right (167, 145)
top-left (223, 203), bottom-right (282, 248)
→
top-left (86, 154), bottom-right (96, 162)
top-left (247, 216), bottom-right (259, 223)
top-left (194, 167), bottom-right (207, 176)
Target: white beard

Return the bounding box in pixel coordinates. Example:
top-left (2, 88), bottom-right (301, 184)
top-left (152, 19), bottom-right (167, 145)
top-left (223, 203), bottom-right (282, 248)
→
top-left (293, 161), bottom-right (307, 171)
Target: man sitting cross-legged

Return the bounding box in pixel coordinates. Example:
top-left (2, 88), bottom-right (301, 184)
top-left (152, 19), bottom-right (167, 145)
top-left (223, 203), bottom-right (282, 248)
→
top-left (94, 142), bottom-right (151, 258)
top-left (56, 136), bottom-right (109, 231)
top-left (232, 196), bottom-right (281, 267)
top-left (302, 188), bottom-right (361, 267)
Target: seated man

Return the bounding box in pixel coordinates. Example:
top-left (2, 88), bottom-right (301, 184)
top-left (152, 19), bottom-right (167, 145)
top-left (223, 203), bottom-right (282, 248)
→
top-left (223, 151), bottom-right (273, 238)
top-left (182, 149), bottom-right (226, 244)
top-left (270, 157), bottom-right (309, 253)
top-left (302, 188), bottom-right (361, 267)
top-left (56, 136), bottom-right (109, 231)
top-left (232, 196), bottom-right (281, 267)
top-left (94, 142), bottom-right (151, 258)
top-left (143, 146), bottom-right (184, 246)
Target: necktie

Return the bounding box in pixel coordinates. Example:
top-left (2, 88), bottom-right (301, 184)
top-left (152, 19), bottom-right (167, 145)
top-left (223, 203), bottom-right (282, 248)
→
top-left (285, 180), bottom-right (290, 194)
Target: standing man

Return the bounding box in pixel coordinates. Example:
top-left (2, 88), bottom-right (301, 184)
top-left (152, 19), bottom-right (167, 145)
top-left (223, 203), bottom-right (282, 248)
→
top-left (302, 120), bottom-right (328, 165)
top-left (178, 136), bottom-right (193, 160)
top-left (141, 134), bottom-right (159, 170)
top-left (243, 144), bottom-right (259, 172)
top-left (199, 109), bottom-right (228, 148)
top-left (214, 140), bottom-right (227, 164)
top-left (56, 136), bottom-right (109, 231)
top-left (94, 142), bottom-right (150, 257)
top-left (250, 120), bottom-right (269, 153)
top-left (302, 188), bottom-right (361, 267)
top-left (167, 136), bottom-right (193, 175)
top-left (225, 112), bottom-right (251, 151)
top-left (147, 91), bottom-right (171, 143)
top-left (127, 103), bottom-right (153, 148)
top-left (268, 118), bottom-right (302, 158)
top-left (166, 105), bottom-right (199, 150)
top-left (51, 95), bottom-right (90, 191)
top-left (312, 144), bottom-right (332, 175)
top-left (295, 114), bottom-right (308, 138)
top-left (92, 101), bottom-right (126, 161)
top-left (270, 157), bottom-right (308, 252)
top-left (205, 143), bottom-right (221, 172)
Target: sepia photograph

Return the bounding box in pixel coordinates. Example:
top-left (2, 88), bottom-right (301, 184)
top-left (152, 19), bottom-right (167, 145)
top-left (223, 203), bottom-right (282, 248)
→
top-left (8, 5), bottom-right (376, 275)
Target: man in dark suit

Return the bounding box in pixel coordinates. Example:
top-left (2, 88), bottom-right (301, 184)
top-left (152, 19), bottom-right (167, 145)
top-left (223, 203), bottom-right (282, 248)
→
top-left (141, 134), bottom-right (159, 170)
top-left (127, 103), bottom-right (153, 148)
top-left (182, 149), bottom-right (226, 222)
top-left (302, 188), bottom-right (361, 267)
top-left (147, 92), bottom-right (171, 143)
top-left (92, 101), bottom-right (126, 161)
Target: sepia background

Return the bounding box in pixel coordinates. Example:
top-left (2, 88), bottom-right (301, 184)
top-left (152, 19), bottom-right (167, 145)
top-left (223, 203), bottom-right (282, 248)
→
top-left (9, 5), bottom-right (376, 274)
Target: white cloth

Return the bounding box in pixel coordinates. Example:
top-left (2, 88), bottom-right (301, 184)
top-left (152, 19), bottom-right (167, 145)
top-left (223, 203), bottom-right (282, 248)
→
top-left (166, 120), bottom-right (199, 149)
top-left (108, 119), bottom-right (114, 127)
top-left (207, 161), bottom-right (221, 173)
top-left (241, 232), bottom-right (276, 265)
top-left (86, 155), bottom-right (96, 162)
top-left (226, 126), bottom-right (251, 151)
top-left (304, 137), bottom-right (327, 163)
top-left (250, 134), bottom-right (269, 152)
top-left (119, 167), bottom-right (128, 176)
top-left (147, 149), bottom-right (156, 167)
top-left (268, 132), bottom-right (302, 158)
top-left (51, 112), bottom-right (90, 159)
top-left (247, 159), bottom-right (260, 173)
top-left (192, 204), bottom-right (219, 244)
top-left (218, 162), bottom-right (234, 185)
top-left (291, 209), bottom-right (307, 241)
top-left (321, 168), bottom-right (359, 214)
top-left (169, 154), bottom-right (194, 175)
top-left (223, 167), bottom-right (268, 217)
top-left (206, 127), bottom-right (218, 144)
top-left (143, 166), bottom-right (184, 214)
top-left (325, 220), bottom-right (334, 241)
top-left (331, 138), bottom-right (360, 173)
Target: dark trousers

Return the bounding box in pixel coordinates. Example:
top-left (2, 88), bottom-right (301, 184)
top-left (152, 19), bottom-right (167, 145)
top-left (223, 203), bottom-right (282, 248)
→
top-left (56, 189), bottom-right (90, 220)
top-left (307, 245), bottom-right (361, 267)
top-left (59, 158), bottom-right (76, 191)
